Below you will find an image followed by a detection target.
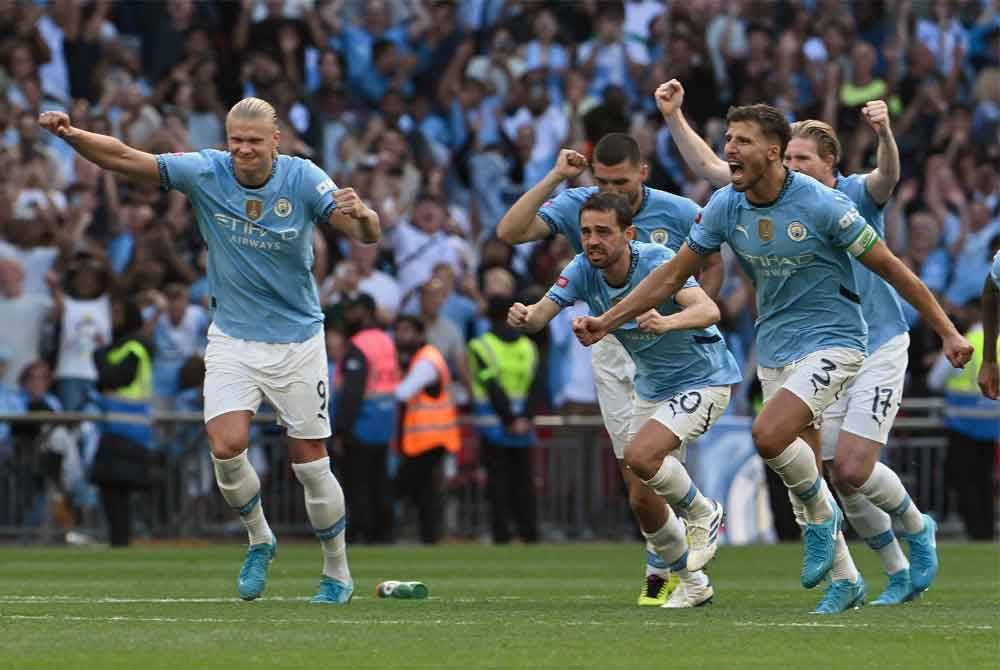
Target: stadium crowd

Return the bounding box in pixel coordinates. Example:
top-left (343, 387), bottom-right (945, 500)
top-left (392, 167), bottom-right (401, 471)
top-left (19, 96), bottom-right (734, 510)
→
top-left (0, 0), bottom-right (998, 542)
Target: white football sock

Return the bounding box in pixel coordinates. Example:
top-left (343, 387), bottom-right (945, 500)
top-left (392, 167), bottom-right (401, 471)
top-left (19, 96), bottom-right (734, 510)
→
top-left (765, 439), bottom-right (833, 523)
top-left (641, 508), bottom-right (688, 571)
top-left (643, 455), bottom-right (713, 518)
top-left (786, 487), bottom-right (807, 532)
top-left (212, 451), bottom-right (272, 546)
top-left (292, 457), bottom-right (351, 583)
top-left (830, 531), bottom-right (860, 582)
top-left (858, 462), bottom-right (924, 535)
top-left (645, 541), bottom-right (670, 578)
top-left (838, 485), bottom-right (909, 575)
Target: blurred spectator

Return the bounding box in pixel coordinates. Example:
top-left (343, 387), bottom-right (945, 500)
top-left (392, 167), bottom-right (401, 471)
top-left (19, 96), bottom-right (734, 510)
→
top-left (151, 283), bottom-right (209, 405)
top-left (333, 293), bottom-right (399, 544)
top-left (0, 259), bottom-right (61, 387)
top-left (53, 252), bottom-right (113, 411)
top-left (89, 297), bottom-right (157, 547)
top-left (393, 314), bottom-right (460, 544)
top-left (468, 296), bottom-right (541, 544)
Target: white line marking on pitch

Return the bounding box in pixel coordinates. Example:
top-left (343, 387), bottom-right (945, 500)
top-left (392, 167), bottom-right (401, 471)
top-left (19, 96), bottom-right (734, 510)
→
top-left (0, 614), bottom-right (992, 631)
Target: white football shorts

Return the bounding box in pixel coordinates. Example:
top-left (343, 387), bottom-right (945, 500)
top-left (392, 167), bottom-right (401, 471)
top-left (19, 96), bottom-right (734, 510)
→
top-left (591, 336), bottom-right (636, 459)
top-left (629, 385), bottom-right (732, 463)
top-left (758, 347), bottom-right (864, 430)
top-left (820, 333), bottom-right (909, 460)
top-left (204, 323), bottom-right (332, 439)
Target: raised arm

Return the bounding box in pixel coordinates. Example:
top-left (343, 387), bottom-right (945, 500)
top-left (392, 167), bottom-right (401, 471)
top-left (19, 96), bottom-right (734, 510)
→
top-left (507, 297), bottom-right (563, 334)
top-left (574, 243), bottom-right (708, 345)
top-left (861, 100), bottom-right (901, 206)
top-left (654, 80), bottom-right (730, 188)
top-left (497, 149), bottom-right (587, 245)
top-left (329, 187), bottom-right (380, 244)
top-left (979, 275), bottom-right (999, 399)
top-left (857, 240), bottom-right (971, 367)
top-left (635, 284), bottom-right (721, 335)
top-left (38, 111), bottom-right (159, 185)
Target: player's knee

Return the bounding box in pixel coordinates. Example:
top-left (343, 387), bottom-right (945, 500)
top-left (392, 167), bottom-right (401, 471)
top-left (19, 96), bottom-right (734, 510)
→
top-left (751, 419), bottom-right (785, 456)
top-left (831, 454), bottom-right (869, 489)
top-left (622, 439), bottom-right (656, 480)
top-left (206, 424), bottom-right (250, 460)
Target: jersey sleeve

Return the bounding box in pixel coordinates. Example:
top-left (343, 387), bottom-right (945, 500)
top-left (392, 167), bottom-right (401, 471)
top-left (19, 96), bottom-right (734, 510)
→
top-left (545, 255), bottom-right (585, 308)
top-left (856, 174), bottom-right (885, 211)
top-left (298, 159), bottom-right (339, 221)
top-left (822, 187), bottom-right (880, 256)
top-left (991, 250), bottom-right (1000, 289)
top-left (645, 243), bottom-right (699, 290)
top-left (155, 151), bottom-right (211, 194)
top-left (537, 189), bottom-right (589, 239)
top-left (686, 189), bottom-right (727, 255)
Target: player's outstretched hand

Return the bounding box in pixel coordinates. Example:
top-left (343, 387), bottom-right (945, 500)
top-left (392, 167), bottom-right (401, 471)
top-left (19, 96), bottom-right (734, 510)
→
top-left (507, 302), bottom-right (530, 329)
top-left (635, 309), bottom-right (670, 335)
top-left (978, 361), bottom-right (1000, 400)
top-left (654, 80), bottom-right (685, 119)
top-left (942, 333), bottom-right (974, 369)
top-left (862, 100), bottom-right (891, 135)
top-left (333, 187), bottom-right (372, 220)
top-left (38, 111), bottom-right (73, 138)
top-left (572, 315), bottom-right (607, 347)
top-left (551, 149), bottom-right (588, 181)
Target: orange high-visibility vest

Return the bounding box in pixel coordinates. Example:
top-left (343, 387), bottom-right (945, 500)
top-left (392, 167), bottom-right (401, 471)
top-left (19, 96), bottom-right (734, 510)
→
top-left (400, 345), bottom-right (460, 457)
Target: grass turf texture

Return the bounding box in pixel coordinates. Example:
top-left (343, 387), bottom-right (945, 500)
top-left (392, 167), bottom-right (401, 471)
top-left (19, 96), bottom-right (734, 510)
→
top-left (1, 542), bottom-right (997, 669)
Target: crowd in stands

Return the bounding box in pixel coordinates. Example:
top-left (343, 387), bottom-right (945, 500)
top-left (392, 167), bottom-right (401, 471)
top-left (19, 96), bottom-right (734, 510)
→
top-left (0, 0), bottom-right (998, 540)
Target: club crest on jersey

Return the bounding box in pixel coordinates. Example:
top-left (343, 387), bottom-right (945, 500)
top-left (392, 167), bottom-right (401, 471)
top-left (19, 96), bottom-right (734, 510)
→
top-left (650, 229), bottom-right (669, 245)
top-left (787, 221), bottom-right (807, 242)
top-left (274, 198), bottom-right (293, 217)
top-left (757, 218), bottom-right (774, 242)
top-left (245, 199), bottom-right (264, 221)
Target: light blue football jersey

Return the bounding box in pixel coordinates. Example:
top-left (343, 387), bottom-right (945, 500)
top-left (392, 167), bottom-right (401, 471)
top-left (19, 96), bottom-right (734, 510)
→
top-left (546, 241), bottom-right (741, 402)
top-left (157, 150), bottom-right (337, 343)
top-left (538, 186), bottom-right (700, 253)
top-left (688, 171), bottom-right (875, 368)
top-left (992, 250), bottom-right (1000, 289)
top-left (835, 173), bottom-right (908, 352)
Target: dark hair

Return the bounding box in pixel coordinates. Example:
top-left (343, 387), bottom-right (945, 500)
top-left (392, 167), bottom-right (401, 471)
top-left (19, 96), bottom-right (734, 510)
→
top-left (593, 132), bottom-right (641, 167)
top-left (726, 104), bottom-right (791, 156)
top-left (394, 314), bottom-right (425, 335)
top-left (580, 192), bottom-right (633, 230)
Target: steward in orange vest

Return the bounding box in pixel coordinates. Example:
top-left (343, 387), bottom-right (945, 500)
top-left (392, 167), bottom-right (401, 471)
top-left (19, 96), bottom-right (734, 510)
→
top-left (334, 294), bottom-right (400, 544)
top-left (393, 315), bottom-right (460, 543)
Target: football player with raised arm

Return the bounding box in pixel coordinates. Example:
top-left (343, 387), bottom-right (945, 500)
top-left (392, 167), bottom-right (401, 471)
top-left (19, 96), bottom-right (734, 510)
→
top-left (497, 132), bottom-right (722, 606)
top-left (573, 103), bottom-right (972, 614)
top-left (40, 98), bottom-right (378, 604)
top-left (509, 191), bottom-right (740, 607)
top-left (655, 79), bottom-right (942, 606)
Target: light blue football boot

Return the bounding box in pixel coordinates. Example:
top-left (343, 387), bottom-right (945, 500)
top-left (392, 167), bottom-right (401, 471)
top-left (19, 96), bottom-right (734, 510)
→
top-left (801, 503), bottom-right (842, 588)
top-left (311, 576), bottom-right (354, 604)
top-left (812, 575), bottom-right (866, 614)
top-left (904, 514), bottom-right (938, 592)
top-left (238, 536), bottom-right (277, 601)
top-left (871, 569), bottom-right (919, 606)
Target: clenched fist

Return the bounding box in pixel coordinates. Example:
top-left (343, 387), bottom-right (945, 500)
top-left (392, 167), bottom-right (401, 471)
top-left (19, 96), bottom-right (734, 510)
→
top-left (654, 80), bottom-right (685, 119)
top-left (862, 100), bottom-right (891, 136)
top-left (550, 148), bottom-right (588, 181)
top-left (38, 111), bottom-right (74, 138)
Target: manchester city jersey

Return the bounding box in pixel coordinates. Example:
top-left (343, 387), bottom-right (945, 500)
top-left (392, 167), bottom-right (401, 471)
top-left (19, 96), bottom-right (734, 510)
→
top-left (836, 173), bottom-right (908, 351)
top-left (157, 150), bottom-right (337, 343)
top-left (992, 250), bottom-right (1000, 289)
top-left (688, 171), bottom-right (873, 368)
top-left (546, 241), bottom-right (741, 401)
top-left (538, 186), bottom-right (700, 253)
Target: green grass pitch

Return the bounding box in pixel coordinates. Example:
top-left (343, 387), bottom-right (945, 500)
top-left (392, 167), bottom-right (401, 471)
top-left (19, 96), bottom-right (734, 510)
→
top-left (1, 541), bottom-right (997, 669)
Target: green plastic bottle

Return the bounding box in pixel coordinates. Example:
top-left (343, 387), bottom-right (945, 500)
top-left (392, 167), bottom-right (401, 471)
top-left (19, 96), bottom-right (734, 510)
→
top-left (375, 581), bottom-right (428, 599)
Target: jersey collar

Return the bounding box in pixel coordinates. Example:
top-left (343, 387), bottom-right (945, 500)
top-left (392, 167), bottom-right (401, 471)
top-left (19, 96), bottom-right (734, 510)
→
top-left (229, 155), bottom-right (280, 190)
top-left (635, 185), bottom-right (650, 216)
top-left (740, 169), bottom-right (793, 209)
